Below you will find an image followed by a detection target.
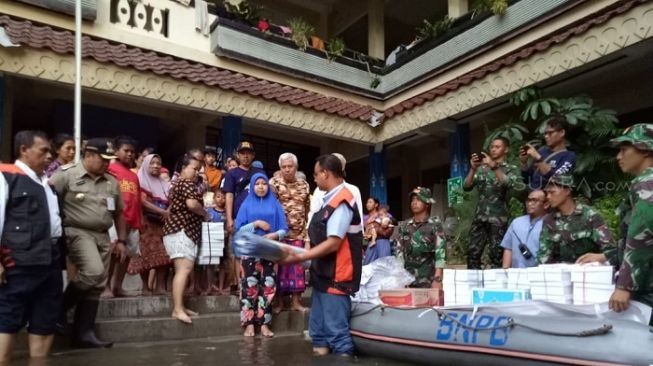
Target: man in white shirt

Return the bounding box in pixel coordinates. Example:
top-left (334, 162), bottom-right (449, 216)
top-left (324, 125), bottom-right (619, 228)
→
top-left (0, 130), bottom-right (63, 362)
top-left (308, 153), bottom-right (363, 226)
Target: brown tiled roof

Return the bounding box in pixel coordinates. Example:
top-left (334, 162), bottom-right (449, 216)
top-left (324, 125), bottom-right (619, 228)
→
top-left (383, 0), bottom-right (646, 119)
top-left (0, 15), bottom-right (375, 122)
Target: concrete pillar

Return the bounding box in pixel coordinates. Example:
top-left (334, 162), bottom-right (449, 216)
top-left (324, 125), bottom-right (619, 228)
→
top-left (367, 0), bottom-right (385, 60)
top-left (447, 0), bottom-right (469, 18)
top-left (369, 145), bottom-right (387, 204)
top-left (220, 115), bottom-right (242, 164)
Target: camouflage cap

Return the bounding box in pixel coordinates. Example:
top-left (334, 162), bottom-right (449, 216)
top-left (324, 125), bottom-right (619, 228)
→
top-left (546, 174), bottom-right (575, 188)
top-left (610, 124), bottom-right (653, 152)
top-left (409, 186), bottom-right (436, 204)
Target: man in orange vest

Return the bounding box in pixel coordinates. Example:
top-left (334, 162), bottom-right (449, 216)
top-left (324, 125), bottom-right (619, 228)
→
top-left (281, 154), bottom-right (363, 357)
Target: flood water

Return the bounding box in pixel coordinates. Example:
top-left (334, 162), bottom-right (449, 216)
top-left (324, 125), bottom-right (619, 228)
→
top-left (15, 335), bottom-right (412, 366)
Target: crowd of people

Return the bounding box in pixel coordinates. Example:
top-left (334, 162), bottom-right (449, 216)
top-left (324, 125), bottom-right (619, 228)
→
top-left (461, 118), bottom-right (653, 329)
top-left (0, 119), bottom-right (651, 361)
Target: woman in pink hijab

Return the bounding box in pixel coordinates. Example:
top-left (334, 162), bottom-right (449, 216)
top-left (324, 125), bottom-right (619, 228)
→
top-left (128, 154), bottom-right (172, 295)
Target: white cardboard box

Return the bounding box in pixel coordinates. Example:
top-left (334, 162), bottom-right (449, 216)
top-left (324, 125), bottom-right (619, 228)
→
top-left (526, 266), bottom-right (571, 282)
top-left (570, 265), bottom-right (614, 284)
top-left (529, 283), bottom-right (573, 296)
top-left (443, 269), bottom-right (483, 283)
top-left (573, 283), bottom-right (615, 304)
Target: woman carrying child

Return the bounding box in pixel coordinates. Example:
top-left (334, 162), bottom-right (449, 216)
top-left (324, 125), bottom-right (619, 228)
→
top-left (363, 205), bottom-right (394, 265)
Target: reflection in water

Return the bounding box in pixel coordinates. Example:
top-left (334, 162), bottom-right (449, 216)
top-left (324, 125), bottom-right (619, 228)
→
top-left (15, 336), bottom-right (411, 366)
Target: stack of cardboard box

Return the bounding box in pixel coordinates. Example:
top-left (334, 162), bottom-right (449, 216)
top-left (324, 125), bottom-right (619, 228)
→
top-left (526, 265), bottom-right (573, 304)
top-left (443, 269), bottom-right (482, 305)
top-left (571, 265), bottom-right (615, 305)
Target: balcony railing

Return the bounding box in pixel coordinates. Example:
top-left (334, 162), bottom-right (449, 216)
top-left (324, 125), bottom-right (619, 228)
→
top-left (210, 0), bottom-right (575, 99)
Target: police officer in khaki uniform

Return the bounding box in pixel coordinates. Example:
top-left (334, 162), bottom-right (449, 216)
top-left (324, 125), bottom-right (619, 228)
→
top-left (51, 138), bottom-right (127, 348)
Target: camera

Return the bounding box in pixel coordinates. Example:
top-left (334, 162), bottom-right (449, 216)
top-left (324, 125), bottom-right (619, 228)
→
top-left (518, 243), bottom-right (533, 260)
top-left (472, 152), bottom-right (484, 161)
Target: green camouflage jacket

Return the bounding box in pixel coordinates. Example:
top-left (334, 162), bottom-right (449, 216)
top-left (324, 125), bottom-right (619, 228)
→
top-left (395, 217), bottom-right (447, 287)
top-left (605, 168), bottom-right (653, 293)
top-left (538, 202), bottom-right (616, 264)
top-left (465, 162), bottom-right (520, 225)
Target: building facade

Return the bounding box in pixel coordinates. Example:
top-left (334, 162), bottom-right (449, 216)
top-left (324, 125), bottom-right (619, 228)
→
top-left (0, 0), bottom-right (652, 218)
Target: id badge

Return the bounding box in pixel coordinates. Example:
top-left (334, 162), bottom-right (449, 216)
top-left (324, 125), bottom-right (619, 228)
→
top-left (107, 197), bottom-right (116, 211)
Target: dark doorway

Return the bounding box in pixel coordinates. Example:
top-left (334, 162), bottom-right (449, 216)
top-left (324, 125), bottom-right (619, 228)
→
top-left (387, 176), bottom-right (403, 220)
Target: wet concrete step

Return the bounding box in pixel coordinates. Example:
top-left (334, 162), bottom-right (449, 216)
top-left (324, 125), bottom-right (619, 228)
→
top-left (96, 310), bottom-right (308, 343)
top-left (98, 295), bottom-right (240, 319)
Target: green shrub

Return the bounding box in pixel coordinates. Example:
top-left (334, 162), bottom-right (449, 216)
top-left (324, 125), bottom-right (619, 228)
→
top-left (592, 192), bottom-right (627, 239)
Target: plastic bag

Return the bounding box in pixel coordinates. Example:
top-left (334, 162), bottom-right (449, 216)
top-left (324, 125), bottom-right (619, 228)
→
top-left (232, 231), bottom-right (311, 268)
top-left (353, 256), bottom-right (415, 303)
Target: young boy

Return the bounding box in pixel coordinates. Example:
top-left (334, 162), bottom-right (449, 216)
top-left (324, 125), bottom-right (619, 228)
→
top-left (205, 189), bottom-right (228, 294)
top-left (105, 136), bottom-right (141, 297)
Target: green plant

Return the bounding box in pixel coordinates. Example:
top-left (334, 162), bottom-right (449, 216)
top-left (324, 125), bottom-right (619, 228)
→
top-left (288, 17), bottom-right (315, 51)
top-left (416, 15), bottom-right (454, 41)
top-left (222, 0), bottom-right (262, 25)
top-left (482, 121), bottom-right (529, 151)
top-left (447, 189), bottom-right (478, 264)
top-left (511, 86), bottom-right (623, 198)
top-left (471, 0), bottom-right (509, 17)
top-left (353, 52), bottom-right (382, 89)
top-left (325, 37), bottom-right (346, 61)
top-left (592, 192), bottom-right (627, 239)
top-left (370, 75), bottom-right (381, 89)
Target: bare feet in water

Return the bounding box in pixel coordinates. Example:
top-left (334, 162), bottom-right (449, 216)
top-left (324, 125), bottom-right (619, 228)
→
top-left (184, 308), bottom-right (199, 317)
top-left (243, 324), bottom-right (255, 337)
top-left (172, 310), bottom-right (192, 324)
top-left (261, 325), bottom-right (274, 337)
top-left (291, 304), bottom-right (308, 313)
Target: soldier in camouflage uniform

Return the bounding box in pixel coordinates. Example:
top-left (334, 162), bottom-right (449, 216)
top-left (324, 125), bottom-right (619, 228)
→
top-left (577, 124), bottom-right (653, 325)
top-left (394, 187), bottom-right (446, 288)
top-left (463, 137), bottom-right (521, 269)
top-left (538, 174), bottom-right (616, 264)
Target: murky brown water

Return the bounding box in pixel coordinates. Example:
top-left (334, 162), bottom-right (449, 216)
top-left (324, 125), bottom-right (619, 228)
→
top-left (12, 335), bottom-right (412, 366)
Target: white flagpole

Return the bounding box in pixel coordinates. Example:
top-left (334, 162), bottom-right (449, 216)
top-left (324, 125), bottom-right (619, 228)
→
top-left (74, 0), bottom-right (82, 162)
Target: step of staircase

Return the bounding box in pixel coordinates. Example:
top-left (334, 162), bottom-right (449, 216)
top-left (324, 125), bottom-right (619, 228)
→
top-left (92, 295), bottom-right (308, 343)
top-left (97, 295), bottom-right (240, 319)
top-left (95, 310), bottom-right (308, 343)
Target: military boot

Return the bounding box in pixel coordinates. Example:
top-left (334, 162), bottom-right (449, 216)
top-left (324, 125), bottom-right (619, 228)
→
top-left (72, 299), bottom-right (113, 348)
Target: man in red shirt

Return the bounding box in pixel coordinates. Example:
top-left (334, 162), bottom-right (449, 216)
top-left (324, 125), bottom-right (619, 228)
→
top-left (105, 136), bottom-right (142, 297)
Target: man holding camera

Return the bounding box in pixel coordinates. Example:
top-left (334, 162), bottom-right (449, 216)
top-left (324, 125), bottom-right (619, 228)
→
top-left (463, 137), bottom-right (520, 269)
top-left (501, 190), bottom-right (548, 268)
top-left (538, 174), bottom-right (615, 264)
top-left (520, 117), bottom-right (576, 190)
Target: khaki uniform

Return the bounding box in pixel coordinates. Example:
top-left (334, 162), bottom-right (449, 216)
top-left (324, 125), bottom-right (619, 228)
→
top-left (51, 163), bottom-right (124, 299)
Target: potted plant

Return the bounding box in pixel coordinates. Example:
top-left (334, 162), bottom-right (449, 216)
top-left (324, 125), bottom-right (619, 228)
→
top-left (471, 0), bottom-right (508, 17)
top-left (222, 0), bottom-right (263, 26)
top-left (325, 37), bottom-right (346, 61)
top-left (288, 17), bottom-right (315, 51)
top-left (416, 15), bottom-right (454, 41)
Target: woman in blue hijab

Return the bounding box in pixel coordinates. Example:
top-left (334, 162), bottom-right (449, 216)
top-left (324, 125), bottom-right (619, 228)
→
top-left (235, 172), bottom-right (288, 337)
